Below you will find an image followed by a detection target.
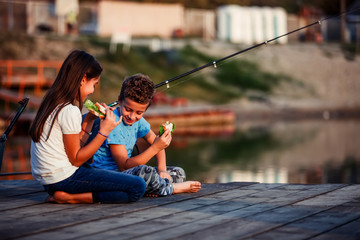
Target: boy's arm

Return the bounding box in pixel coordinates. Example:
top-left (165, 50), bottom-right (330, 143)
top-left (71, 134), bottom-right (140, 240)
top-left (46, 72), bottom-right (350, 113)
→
top-left (110, 129), bottom-right (171, 171)
top-left (143, 130), bottom-right (171, 180)
top-left (109, 144), bottom-right (133, 171)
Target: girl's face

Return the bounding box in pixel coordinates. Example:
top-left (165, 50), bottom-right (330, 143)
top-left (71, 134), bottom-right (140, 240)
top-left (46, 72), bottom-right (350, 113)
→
top-left (120, 98), bottom-right (149, 126)
top-left (80, 76), bottom-right (100, 102)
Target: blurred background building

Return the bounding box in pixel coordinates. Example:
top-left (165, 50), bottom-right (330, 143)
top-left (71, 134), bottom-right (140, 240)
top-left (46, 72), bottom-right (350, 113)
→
top-left (0, 0), bottom-right (358, 43)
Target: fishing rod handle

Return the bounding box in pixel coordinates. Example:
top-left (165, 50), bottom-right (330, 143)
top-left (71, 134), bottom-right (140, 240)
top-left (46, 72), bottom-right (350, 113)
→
top-left (107, 101), bottom-right (119, 107)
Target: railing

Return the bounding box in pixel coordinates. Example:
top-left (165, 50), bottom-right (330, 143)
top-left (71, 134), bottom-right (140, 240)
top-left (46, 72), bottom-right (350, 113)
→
top-left (0, 60), bottom-right (62, 111)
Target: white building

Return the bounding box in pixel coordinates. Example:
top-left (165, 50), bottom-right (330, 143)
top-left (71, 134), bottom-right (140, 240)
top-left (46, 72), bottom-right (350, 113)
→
top-left (217, 5), bottom-right (288, 44)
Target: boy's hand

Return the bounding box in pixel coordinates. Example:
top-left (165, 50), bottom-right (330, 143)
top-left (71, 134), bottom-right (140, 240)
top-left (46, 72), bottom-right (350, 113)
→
top-left (158, 170), bottom-right (171, 181)
top-left (153, 129), bottom-right (172, 151)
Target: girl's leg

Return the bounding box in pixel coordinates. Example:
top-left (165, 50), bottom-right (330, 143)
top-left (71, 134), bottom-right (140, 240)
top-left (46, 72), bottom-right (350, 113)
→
top-left (45, 164), bottom-right (146, 204)
top-left (46, 191), bottom-right (93, 204)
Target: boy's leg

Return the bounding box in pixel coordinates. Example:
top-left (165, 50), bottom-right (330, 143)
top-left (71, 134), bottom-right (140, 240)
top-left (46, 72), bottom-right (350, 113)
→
top-left (123, 165), bottom-right (173, 196)
top-left (173, 181), bottom-right (201, 194)
top-left (131, 139), bottom-right (186, 183)
top-left (155, 166), bottom-right (186, 183)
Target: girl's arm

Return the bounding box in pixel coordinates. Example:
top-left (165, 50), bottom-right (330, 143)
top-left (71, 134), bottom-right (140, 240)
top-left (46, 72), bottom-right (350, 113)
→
top-left (65, 109), bottom-right (121, 167)
top-left (64, 132), bottom-right (108, 167)
top-left (79, 112), bottom-right (98, 146)
top-left (110, 129), bottom-right (171, 171)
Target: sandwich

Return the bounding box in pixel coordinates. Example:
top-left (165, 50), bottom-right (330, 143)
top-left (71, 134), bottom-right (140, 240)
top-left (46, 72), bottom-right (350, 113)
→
top-left (84, 99), bottom-right (106, 119)
top-left (159, 121), bottom-right (175, 135)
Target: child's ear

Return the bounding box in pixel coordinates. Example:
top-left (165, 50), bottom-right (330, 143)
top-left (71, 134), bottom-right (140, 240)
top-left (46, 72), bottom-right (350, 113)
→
top-left (80, 75), bottom-right (87, 86)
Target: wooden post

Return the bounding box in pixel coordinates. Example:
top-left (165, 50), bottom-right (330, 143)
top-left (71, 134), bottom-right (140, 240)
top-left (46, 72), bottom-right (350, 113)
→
top-left (35, 61), bottom-right (44, 96)
top-left (341, 0), bottom-right (347, 43)
top-left (6, 60), bottom-right (12, 88)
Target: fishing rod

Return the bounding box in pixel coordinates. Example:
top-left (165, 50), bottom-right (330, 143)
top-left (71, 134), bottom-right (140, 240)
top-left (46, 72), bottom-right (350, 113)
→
top-left (106, 7), bottom-right (360, 108)
top-left (154, 7), bottom-right (360, 89)
top-left (0, 98), bottom-right (29, 173)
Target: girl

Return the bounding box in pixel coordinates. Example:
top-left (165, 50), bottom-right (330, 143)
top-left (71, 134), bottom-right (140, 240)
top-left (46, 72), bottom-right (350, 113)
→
top-left (29, 50), bottom-right (146, 204)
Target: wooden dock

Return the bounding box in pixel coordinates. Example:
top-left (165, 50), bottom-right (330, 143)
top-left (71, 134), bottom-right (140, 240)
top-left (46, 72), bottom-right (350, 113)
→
top-left (1, 180), bottom-right (360, 240)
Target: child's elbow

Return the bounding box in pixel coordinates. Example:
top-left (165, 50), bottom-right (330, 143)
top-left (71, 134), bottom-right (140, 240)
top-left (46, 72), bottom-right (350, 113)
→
top-left (71, 161), bottom-right (82, 167)
top-left (69, 158), bottom-right (82, 167)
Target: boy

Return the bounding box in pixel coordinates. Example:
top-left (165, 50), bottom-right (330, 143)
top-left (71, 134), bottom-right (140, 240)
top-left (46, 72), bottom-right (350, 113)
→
top-left (91, 74), bottom-right (201, 196)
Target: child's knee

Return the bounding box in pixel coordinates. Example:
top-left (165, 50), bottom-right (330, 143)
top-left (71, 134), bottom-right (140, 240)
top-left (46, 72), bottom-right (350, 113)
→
top-left (136, 165), bottom-right (157, 180)
top-left (129, 177), bottom-right (146, 202)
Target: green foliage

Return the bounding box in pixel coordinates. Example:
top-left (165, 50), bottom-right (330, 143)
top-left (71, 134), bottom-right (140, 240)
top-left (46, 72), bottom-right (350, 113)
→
top-left (92, 42), bottom-right (288, 104)
top-left (0, 33), bottom-right (292, 105)
top-left (215, 60), bottom-right (281, 93)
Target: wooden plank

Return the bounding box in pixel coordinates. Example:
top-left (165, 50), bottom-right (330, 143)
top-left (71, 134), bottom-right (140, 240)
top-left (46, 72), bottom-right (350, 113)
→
top-left (1, 181), bottom-right (359, 240)
top-left (311, 216), bottom-right (360, 240)
top-left (0, 180), bottom-right (44, 199)
top-left (13, 183), bottom-right (263, 240)
top-left (0, 180), bottom-right (41, 189)
top-left (163, 185), bottom-right (360, 240)
top-left (107, 184), bottom-right (347, 240)
top-left (0, 182), bottom-right (256, 239)
top-left (0, 192), bottom-right (47, 211)
top-left (249, 201), bottom-right (360, 240)
top-left (24, 184), bottom-right (340, 240)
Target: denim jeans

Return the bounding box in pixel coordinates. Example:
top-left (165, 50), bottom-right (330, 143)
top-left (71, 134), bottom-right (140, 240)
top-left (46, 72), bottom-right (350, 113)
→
top-left (43, 164), bottom-right (146, 203)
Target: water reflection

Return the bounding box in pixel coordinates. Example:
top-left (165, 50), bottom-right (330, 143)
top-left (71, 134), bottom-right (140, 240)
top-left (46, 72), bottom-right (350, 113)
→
top-left (165, 119), bottom-right (360, 184)
top-left (1, 119), bottom-right (360, 184)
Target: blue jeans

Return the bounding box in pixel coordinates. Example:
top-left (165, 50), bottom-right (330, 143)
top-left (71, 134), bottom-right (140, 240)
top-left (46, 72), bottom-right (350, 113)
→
top-left (43, 164), bottom-right (146, 203)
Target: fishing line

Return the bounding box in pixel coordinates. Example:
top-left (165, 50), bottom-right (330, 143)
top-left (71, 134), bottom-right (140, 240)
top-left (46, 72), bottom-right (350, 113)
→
top-left (155, 40), bottom-right (266, 95)
top-left (106, 7), bottom-right (360, 107)
top-left (154, 7), bottom-right (360, 90)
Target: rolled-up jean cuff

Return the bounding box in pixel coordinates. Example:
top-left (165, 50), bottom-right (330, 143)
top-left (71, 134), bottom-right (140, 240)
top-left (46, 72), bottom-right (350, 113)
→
top-left (43, 184), bottom-right (54, 195)
top-left (92, 192), bottom-right (100, 203)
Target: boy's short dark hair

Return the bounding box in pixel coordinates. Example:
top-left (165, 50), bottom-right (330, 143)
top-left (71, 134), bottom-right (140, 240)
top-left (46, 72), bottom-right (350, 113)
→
top-left (118, 73), bottom-right (155, 105)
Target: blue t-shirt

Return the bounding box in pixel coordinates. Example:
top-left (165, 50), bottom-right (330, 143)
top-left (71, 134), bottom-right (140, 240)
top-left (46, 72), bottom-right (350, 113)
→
top-left (91, 108), bottom-right (150, 171)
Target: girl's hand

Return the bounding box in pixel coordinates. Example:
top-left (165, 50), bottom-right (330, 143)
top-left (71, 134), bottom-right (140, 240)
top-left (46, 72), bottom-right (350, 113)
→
top-left (153, 129), bottom-right (172, 151)
top-left (84, 111), bottom-right (99, 121)
top-left (99, 108), bottom-right (122, 135)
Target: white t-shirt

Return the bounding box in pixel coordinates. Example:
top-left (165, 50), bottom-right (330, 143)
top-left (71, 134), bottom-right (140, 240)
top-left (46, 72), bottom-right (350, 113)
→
top-left (31, 104), bottom-right (82, 185)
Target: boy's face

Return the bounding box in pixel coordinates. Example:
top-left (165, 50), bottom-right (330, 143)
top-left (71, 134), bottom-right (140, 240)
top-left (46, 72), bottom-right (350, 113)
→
top-left (120, 98), bottom-right (149, 126)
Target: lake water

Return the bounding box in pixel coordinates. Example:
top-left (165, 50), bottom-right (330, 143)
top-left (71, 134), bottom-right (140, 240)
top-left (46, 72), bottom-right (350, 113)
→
top-left (1, 119), bottom-right (360, 184)
top-left (166, 119), bottom-right (360, 184)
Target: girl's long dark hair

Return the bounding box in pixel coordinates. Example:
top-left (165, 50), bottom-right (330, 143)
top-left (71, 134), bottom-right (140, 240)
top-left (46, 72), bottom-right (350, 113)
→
top-left (29, 50), bottom-right (102, 142)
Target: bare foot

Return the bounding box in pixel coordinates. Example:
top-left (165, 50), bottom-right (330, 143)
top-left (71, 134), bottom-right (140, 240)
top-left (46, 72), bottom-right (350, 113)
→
top-left (48, 191), bottom-right (93, 204)
top-left (45, 195), bottom-right (56, 203)
top-left (172, 181), bottom-right (201, 194)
